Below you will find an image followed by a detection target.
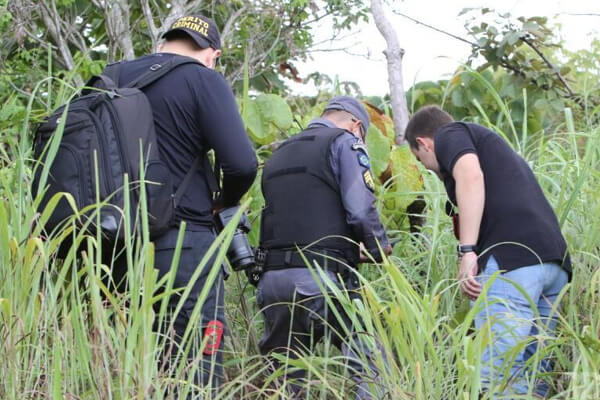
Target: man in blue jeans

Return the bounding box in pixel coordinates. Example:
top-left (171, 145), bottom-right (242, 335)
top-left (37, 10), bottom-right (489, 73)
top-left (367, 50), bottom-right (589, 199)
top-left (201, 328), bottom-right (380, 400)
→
top-left (405, 106), bottom-right (571, 397)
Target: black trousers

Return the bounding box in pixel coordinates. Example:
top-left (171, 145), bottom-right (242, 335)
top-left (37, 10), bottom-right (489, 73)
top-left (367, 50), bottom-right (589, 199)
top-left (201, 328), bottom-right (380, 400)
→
top-left (106, 224), bottom-right (226, 390)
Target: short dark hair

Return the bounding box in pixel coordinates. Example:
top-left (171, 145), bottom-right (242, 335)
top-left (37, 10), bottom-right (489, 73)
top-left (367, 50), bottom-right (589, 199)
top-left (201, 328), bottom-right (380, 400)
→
top-left (405, 105), bottom-right (454, 148)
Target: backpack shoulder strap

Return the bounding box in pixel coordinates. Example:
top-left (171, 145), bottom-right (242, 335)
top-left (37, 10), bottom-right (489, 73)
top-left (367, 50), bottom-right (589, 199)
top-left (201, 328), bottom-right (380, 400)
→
top-left (103, 61), bottom-right (123, 86)
top-left (173, 155), bottom-right (201, 208)
top-left (82, 74), bottom-right (117, 95)
top-left (126, 55), bottom-right (204, 90)
top-left (82, 60), bottom-right (125, 94)
top-left (173, 153), bottom-right (221, 208)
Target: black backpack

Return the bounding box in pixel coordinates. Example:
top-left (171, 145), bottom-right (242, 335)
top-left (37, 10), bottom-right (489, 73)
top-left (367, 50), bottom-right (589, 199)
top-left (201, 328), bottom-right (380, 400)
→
top-left (33, 55), bottom-right (203, 243)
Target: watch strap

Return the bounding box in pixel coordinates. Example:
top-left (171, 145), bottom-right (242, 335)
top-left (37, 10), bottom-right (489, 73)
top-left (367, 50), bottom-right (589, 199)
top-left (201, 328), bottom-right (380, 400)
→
top-left (457, 244), bottom-right (478, 255)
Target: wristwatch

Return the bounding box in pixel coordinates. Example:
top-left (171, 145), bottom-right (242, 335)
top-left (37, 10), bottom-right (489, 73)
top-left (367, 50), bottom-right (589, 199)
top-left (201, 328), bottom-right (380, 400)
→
top-left (457, 244), bottom-right (478, 257)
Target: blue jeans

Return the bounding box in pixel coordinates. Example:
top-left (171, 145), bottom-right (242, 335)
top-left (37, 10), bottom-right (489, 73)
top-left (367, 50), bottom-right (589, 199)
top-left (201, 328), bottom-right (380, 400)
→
top-left (474, 256), bottom-right (568, 397)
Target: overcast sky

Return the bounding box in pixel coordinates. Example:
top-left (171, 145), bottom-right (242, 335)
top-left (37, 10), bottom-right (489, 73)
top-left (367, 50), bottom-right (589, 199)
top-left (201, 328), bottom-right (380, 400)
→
top-left (289, 0), bottom-right (599, 96)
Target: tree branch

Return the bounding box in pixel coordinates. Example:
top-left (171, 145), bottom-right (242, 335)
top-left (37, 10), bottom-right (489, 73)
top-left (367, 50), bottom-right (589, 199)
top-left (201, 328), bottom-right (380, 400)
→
top-left (105, 0), bottom-right (135, 60)
top-left (393, 9), bottom-right (583, 107)
top-left (7, 78), bottom-right (41, 100)
top-left (184, 0), bottom-right (205, 14)
top-left (520, 36), bottom-right (575, 97)
top-left (160, 0), bottom-right (186, 34)
top-left (300, 10), bottom-right (336, 28)
top-left (221, 5), bottom-right (247, 45)
top-left (140, 0), bottom-right (160, 51)
top-left (393, 10), bottom-right (479, 48)
top-left (38, 0), bottom-right (83, 86)
top-left (67, 26), bottom-right (90, 55)
top-left (58, 6), bottom-right (90, 56)
top-left (564, 13), bottom-right (600, 17)
top-left (370, 0), bottom-right (409, 144)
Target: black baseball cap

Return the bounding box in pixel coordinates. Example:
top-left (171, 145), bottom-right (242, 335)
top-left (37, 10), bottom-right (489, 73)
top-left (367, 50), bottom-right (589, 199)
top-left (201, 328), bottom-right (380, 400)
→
top-left (162, 15), bottom-right (221, 50)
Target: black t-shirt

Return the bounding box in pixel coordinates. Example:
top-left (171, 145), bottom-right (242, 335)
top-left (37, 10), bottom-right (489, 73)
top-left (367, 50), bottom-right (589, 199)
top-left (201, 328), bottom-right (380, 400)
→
top-left (435, 122), bottom-right (571, 276)
top-left (113, 53), bottom-right (258, 227)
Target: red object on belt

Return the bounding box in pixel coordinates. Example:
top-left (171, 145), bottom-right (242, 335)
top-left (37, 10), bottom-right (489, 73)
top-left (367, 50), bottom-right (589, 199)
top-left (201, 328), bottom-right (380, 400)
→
top-left (203, 320), bottom-right (224, 355)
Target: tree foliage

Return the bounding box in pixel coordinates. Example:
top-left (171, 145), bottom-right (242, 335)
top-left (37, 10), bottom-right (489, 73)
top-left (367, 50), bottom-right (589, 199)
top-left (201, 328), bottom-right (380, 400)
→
top-left (461, 8), bottom-right (594, 113)
top-left (363, 103), bottom-right (423, 231)
top-left (399, 9), bottom-right (600, 137)
top-left (2, 0), bottom-right (368, 92)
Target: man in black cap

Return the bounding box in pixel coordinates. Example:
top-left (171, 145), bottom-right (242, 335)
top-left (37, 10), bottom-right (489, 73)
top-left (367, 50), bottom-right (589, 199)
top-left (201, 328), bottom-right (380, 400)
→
top-left (103, 14), bottom-right (257, 391)
top-left (257, 96), bottom-right (391, 399)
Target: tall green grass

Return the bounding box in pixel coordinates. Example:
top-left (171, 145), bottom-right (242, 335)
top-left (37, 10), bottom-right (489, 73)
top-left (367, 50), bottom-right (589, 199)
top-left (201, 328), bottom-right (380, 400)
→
top-left (0, 70), bottom-right (599, 399)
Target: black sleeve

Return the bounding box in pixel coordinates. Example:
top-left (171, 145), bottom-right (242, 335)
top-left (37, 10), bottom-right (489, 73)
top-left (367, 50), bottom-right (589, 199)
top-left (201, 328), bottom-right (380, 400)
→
top-left (434, 123), bottom-right (477, 176)
top-left (193, 71), bottom-right (258, 206)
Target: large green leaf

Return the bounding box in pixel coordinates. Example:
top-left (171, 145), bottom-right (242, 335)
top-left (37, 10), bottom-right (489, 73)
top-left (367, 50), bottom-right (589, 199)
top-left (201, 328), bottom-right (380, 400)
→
top-left (390, 145), bottom-right (423, 194)
top-left (451, 89), bottom-right (465, 108)
top-left (366, 124), bottom-right (391, 178)
top-left (243, 100), bottom-right (270, 144)
top-left (242, 93), bottom-right (293, 145)
top-left (381, 145), bottom-right (424, 230)
top-left (256, 94), bottom-right (293, 131)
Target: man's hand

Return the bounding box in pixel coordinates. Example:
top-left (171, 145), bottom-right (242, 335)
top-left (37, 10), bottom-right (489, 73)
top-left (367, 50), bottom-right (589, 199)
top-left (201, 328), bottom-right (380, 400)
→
top-left (457, 252), bottom-right (481, 300)
top-left (383, 244), bottom-right (392, 255)
top-left (212, 199), bottom-right (225, 216)
top-left (359, 242), bottom-right (371, 263)
top-left (358, 243), bottom-right (392, 263)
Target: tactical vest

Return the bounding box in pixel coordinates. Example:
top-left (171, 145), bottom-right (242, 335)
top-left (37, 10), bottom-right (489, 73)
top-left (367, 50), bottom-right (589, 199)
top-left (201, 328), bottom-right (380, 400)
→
top-left (260, 126), bottom-right (359, 265)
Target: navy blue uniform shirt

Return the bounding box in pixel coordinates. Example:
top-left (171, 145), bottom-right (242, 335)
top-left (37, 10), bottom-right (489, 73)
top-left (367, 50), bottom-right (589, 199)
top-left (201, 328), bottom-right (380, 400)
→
top-left (112, 53), bottom-right (258, 227)
top-left (308, 118), bottom-right (389, 257)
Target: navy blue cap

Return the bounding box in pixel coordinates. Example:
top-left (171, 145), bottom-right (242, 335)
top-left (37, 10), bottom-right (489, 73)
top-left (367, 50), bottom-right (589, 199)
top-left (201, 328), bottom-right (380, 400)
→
top-left (162, 15), bottom-right (221, 50)
top-left (323, 96), bottom-right (370, 135)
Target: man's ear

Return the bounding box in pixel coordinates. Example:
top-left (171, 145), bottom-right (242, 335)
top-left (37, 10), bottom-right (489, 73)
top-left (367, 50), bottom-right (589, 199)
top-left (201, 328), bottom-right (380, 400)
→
top-left (417, 136), bottom-right (434, 151)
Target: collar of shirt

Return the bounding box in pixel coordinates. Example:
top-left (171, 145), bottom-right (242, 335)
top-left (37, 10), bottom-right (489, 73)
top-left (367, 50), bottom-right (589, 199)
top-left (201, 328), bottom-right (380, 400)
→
top-left (307, 117), bottom-right (338, 129)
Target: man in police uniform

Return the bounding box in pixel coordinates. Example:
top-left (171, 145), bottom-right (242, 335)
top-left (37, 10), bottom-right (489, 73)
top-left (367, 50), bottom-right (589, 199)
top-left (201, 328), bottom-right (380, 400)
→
top-left (105, 15), bottom-right (258, 390)
top-left (257, 96), bottom-right (391, 399)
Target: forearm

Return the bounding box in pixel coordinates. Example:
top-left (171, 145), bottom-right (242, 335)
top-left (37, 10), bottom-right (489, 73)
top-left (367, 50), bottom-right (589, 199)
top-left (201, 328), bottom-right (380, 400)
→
top-left (456, 178), bottom-right (484, 299)
top-left (452, 154), bottom-right (485, 246)
top-left (455, 173), bottom-right (484, 245)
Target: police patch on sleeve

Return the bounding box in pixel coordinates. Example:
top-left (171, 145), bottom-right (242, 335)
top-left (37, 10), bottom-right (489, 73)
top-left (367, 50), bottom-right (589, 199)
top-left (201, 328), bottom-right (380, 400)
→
top-left (363, 170), bottom-right (375, 192)
top-left (358, 153), bottom-right (370, 168)
top-left (352, 142), bottom-right (368, 154)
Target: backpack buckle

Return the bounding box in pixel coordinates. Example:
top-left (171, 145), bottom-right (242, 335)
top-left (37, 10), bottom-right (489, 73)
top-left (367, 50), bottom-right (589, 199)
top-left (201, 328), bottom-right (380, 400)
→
top-left (150, 63), bottom-right (162, 71)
